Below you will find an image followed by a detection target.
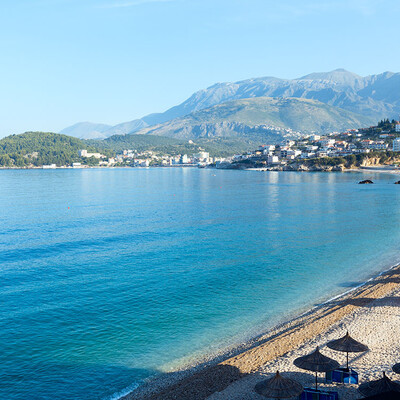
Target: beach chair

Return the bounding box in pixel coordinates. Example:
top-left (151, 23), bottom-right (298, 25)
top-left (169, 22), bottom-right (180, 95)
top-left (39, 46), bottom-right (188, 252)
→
top-left (299, 387), bottom-right (339, 400)
top-left (325, 367), bottom-right (358, 384)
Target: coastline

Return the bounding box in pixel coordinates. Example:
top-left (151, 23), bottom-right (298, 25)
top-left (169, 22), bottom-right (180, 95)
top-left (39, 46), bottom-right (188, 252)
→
top-left (2, 165), bottom-right (400, 176)
top-left (122, 262), bottom-right (400, 400)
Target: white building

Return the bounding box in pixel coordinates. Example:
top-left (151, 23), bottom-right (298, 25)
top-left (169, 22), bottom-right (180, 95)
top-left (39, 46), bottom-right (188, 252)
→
top-left (369, 141), bottom-right (388, 150)
top-left (301, 152), bottom-right (315, 159)
top-left (180, 154), bottom-right (189, 164)
top-left (42, 164), bottom-right (57, 169)
top-left (79, 149), bottom-right (104, 159)
top-left (136, 159), bottom-right (150, 167)
top-left (194, 151), bottom-right (210, 163)
top-left (261, 145), bottom-right (276, 155)
top-left (287, 149), bottom-right (302, 158)
top-left (306, 145), bottom-right (319, 151)
top-left (393, 138), bottom-right (400, 152)
top-left (281, 139), bottom-right (295, 147)
top-left (267, 155), bottom-right (280, 165)
top-left (319, 138), bottom-right (335, 147)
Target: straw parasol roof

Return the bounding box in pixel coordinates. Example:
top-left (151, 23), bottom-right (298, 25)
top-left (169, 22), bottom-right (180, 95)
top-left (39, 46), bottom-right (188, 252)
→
top-left (293, 346), bottom-right (340, 391)
top-left (358, 391), bottom-right (400, 400)
top-left (358, 372), bottom-right (400, 397)
top-left (392, 363), bottom-right (400, 374)
top-left (327, 331), bottom-right (369, 353)
top-left (293, 346), bottom-right (340, 373)
top-left (254, 371), bottom-right (303, 399)
top-left (327, 331), bottom-right (369, 369)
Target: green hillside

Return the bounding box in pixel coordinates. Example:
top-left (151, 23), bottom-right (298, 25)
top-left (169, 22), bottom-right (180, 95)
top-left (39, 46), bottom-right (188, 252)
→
top-left (0, 132), bottom-right (261, 167)
top-left (136, 97), bottom-right (375, 139)
top-left (93, 134), bottom-right (261, 156)
top-left (0, 132), bottom-right (107, 167)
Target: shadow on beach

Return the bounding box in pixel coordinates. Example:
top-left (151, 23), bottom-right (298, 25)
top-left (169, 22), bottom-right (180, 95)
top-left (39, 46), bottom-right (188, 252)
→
top-left (128, 364), bottom-right (247, 400)
top-left (227, 370), bottom-right (363, 400)
top-left (323, 296), bottom-right (400, 308)
top-left (340, 274), bottom-right (400, 289)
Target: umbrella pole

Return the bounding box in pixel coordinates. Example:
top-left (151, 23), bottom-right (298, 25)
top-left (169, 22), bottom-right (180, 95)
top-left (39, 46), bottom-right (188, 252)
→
top-left (346, 352), bottom-right (349, 370)
top-left (315, 372), bottom-right (318, 391)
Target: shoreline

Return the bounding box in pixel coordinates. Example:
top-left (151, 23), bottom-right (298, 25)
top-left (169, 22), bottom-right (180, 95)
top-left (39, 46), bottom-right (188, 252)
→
top-left (122, 262), bottom-right (400, 400)
top-left (1, 165), bottom-right (400, 173)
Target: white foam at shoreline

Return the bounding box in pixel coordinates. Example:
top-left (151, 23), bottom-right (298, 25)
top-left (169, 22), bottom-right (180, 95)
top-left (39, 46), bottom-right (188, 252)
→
top-left (105, 383), bottom-right (140, 400)
top-left (116, 260), bottom-right (400, 400)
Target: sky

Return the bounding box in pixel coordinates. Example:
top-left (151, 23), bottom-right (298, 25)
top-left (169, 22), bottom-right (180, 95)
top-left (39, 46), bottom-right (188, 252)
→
top-left (1, 0), bottom-right (400, 137)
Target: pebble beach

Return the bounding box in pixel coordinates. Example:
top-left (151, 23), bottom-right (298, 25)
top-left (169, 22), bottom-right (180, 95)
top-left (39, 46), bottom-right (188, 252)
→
top-left (125, 264), bottom-right (400, 400)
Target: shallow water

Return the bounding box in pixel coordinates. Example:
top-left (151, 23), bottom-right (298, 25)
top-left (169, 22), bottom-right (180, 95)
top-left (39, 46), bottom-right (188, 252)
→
top-left (1, 168), bottom-right (400, 399)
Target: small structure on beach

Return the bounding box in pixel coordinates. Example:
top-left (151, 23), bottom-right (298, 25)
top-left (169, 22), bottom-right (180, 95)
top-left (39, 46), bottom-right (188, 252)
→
top-left (327, 331), bottom-right (369, 369)
top-left (358, 372), bottom-right (400, 397)
top-left (293, 346), bottom-right (340, 390)
top-left (359, 179), bottom-right (374, 184)
top-left (254, 371), bottom-right (303, 399)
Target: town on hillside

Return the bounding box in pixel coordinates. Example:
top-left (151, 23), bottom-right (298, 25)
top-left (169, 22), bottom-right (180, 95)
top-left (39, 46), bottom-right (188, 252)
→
top-left (68, 119), bottom-right (400, 170)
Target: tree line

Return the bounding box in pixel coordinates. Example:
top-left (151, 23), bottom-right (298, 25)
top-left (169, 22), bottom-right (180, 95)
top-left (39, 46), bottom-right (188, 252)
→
top-left (0, 132), bottom-right (111, 167)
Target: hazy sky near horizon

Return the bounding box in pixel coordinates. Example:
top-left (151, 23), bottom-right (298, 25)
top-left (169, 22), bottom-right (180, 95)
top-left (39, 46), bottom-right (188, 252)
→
top-left (1, 0), bottom-right (400, 137)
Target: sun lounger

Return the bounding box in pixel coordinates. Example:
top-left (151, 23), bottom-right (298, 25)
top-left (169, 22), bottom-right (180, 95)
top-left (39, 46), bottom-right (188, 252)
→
top-left (325, 367), bottom-right (358, 384)
top-left (300, 387), bottom-right (339, 400)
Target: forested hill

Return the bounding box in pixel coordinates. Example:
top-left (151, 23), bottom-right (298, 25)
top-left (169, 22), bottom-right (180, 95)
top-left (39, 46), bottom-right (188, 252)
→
top-left (0, 131), bottom-right (262, 167)
top-left (91, 133), bottom-right (261, 156)
top-left (0, 132), bottom-right (106, 167)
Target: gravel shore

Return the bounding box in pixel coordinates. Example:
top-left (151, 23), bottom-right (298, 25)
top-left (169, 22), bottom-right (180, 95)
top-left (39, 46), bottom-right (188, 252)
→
top-left (125, 264), bottom-right (400, 400)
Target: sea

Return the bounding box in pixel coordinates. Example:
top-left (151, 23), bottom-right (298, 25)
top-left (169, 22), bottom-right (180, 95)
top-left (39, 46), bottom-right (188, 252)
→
top-left (1, 168), bottom-right (400, 400)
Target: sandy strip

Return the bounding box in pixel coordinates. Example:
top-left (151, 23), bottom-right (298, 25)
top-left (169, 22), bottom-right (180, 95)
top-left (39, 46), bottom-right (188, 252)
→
top-left (124, 264), bottom-right (400, 400)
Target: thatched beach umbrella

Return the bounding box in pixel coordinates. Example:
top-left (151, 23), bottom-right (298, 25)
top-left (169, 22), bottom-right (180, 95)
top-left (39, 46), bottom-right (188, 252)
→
top-left (359, 391), bottom-right (400, 400)
top-left (254, 371), bottom-right (303, 399)
top-left (327, 331), bottom-right (369, 369)
top-left (358, 372), bottom-right (400, 397)
top-left (293, 347), bottom-right (340, 390)
top-left (392, 363), bottom-right (400, 374)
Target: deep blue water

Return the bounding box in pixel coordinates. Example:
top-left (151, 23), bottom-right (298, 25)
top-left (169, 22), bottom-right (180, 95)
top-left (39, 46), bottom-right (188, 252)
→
top-left (1, 168), bottom-right (400, 400)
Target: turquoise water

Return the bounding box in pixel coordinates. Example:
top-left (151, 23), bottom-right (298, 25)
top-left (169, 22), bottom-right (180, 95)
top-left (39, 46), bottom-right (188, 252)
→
top-left (1, 168), bottom-right (400, 400)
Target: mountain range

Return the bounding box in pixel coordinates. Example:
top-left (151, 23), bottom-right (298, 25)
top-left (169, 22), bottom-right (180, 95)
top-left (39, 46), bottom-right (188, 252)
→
top-left (60, 69), bottom-right (400, 140)
top-left (135, 97), bottom-right (373, 139)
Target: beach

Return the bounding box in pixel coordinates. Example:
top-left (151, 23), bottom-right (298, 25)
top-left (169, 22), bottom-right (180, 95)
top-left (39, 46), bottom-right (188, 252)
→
top-left (125, 263), bottom-right (400, 400)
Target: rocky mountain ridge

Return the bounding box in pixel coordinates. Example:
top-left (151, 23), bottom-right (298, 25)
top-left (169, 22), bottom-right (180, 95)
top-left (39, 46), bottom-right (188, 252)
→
top-left (61, 69), bottom-right (400, 139)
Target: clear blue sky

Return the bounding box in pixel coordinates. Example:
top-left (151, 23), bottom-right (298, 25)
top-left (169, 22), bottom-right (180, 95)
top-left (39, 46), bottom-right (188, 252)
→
top-left (1, 0), bottom-right (400, 137)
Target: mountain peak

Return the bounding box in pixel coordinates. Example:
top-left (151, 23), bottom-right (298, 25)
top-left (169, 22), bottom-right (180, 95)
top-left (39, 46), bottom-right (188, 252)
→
top-left (299, 69), bottom-right (362, 82)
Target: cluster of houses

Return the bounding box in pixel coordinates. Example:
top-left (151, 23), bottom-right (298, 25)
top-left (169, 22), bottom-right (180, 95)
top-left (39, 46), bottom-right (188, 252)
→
top-left (43, 121), bottom-right (400, 169)
top-left (216, 129), bottom-right (400, 168)
top-left (114, 149), bottom-right (228, 167)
